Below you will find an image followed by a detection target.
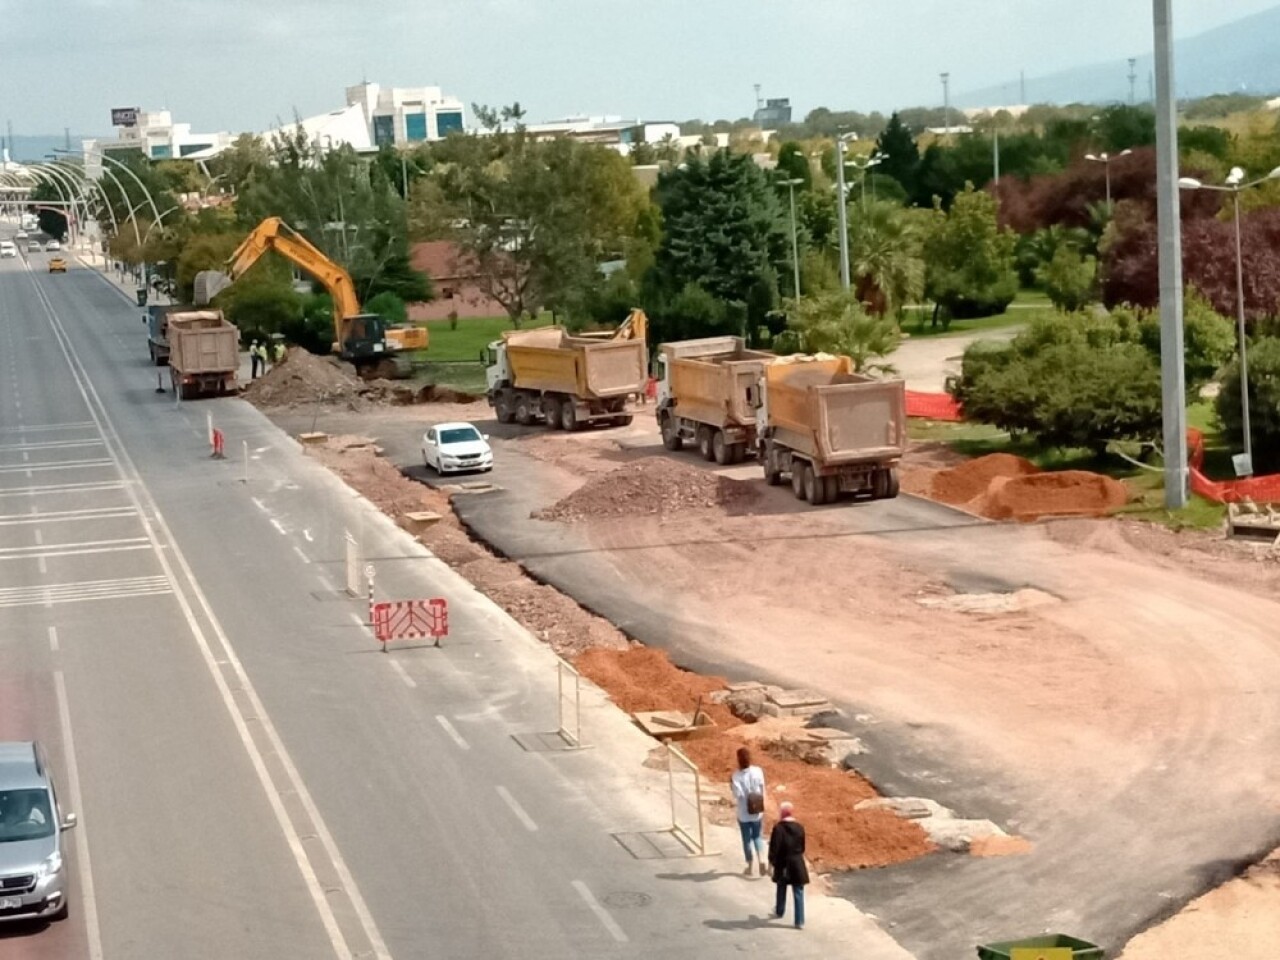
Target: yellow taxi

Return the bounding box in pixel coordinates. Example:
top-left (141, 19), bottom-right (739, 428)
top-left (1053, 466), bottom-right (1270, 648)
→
top-left (48, 257), bottom-right (67, 274)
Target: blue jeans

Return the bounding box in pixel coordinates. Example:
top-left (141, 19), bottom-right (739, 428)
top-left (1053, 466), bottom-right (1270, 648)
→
top-left (738, 819), bottom-right (763, 863)
top-left (774, 883), bottom-right (805, 928)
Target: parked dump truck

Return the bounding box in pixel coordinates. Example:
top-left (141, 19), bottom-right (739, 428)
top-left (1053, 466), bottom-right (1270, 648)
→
top-left (485, 327), bottom-right (646, 430)
top-left (143, 304), bottom-right (185, 366)
top-left (167, 311), bottom-right (240, 399)
top-left (758, 354), bottom-right (906, 504)
top-left (656, 337), bottom-right (775, 464)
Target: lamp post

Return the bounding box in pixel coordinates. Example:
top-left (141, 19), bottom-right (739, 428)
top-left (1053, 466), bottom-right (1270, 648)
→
top-left (940, 73), bottom-right (951, 136)
top-left (846, 154), bottom-right (885, 210)
top-left (41, 161), bottom-right (121, 260)
top-left (834, 134), bottom-right (857, 291)
top-left (1179, 165), bottom-right (1280, 476)
top-left (778, 177), bottom-right (804, 299)
top-left (1084, 149), bottom-right (1132, 210)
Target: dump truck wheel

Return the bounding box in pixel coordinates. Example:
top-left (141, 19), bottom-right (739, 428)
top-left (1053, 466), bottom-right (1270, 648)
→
top-left (712, 431), bottom-right (730, 465)
top-left (514, 395), bottom-right (532, 425)
top-left (560, 401), bottom-right (578, 431)
top-left (763, 445), bottom-right (782, 484)
top-left (697, 427), bottom-right (715, 461)
top-left (805, 467), bottom-right (825, 504)
top-left (614, 415), bottom-right (634, 427)
top-left (544, 397), bottom-right (562, 429)
top-left (660, 415), bottom-right (683, 451)
top-left (729, 443), bottom-right (747, 464)
top-left (791, 462), bottom-right (809, 501)
top-left (885, 467), bottom-right (900, 499)
top-left (495, 395), bottom-right (515, 424)
top-left (822, 475), bottom-right (840, 504)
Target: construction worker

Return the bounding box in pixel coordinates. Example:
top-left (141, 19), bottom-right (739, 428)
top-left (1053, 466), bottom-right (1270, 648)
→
top-left (249, 340), bottom-right (263, 379)
top-left (274, 340), bottom-right (286, 366)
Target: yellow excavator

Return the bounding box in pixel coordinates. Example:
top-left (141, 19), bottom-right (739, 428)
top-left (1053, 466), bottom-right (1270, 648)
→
top-left (194, 217), bottom-right (415, 379)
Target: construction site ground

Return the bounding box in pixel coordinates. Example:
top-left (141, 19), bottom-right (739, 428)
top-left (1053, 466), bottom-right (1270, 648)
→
top-left (266, 396), bottom-right (1280, 960)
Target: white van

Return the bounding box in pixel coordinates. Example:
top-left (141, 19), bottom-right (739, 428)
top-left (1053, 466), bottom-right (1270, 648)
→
top-left (0, 241), bottom-right (17, 259)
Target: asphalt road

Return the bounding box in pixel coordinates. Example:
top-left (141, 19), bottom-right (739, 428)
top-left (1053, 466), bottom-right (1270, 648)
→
top-left (0, 238), bottom-right (913, 959)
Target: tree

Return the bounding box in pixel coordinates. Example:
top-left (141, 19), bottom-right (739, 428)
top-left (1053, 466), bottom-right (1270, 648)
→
top-left (175, 232), bottom-right (243, 304)
top-left (923, 184), bottom-right (1018, 323)
top-left (1094, 105), bottom-right (1157, 153)
top-left (847, 199), bottom-right (925, 316)
top-left (649, 150), bottom-right (788, 311)
top-left (28, 182), bottom-right (67, 240)
top-left (1039, 246), bottom-right (1096, 312)
top-left (775, 141), bottom-right (812, 190)
top-left (1216, 337), bottom-right (1280, 472)
top-left (779, 291), bottom-right (901, 373)
top-left (875, 113), bottom-right (920, 198)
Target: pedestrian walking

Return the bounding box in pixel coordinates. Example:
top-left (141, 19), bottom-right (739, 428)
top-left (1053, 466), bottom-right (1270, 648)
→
top-left (249, 340), bottom-right (263, 379)
top-left (768, 801), bottom-right (809, 929)
top-left (730, 746), bottom-right (767, 876)
top-left (274, 341), bottom-right (286, 366)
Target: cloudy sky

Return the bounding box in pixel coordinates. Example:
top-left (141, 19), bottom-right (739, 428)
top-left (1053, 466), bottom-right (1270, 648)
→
top-left (3, 0), bottom-right (1277, 136)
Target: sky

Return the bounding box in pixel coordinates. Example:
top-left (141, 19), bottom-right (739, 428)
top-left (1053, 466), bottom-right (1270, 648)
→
top-left (2, 0), bottom-right (1278, 137)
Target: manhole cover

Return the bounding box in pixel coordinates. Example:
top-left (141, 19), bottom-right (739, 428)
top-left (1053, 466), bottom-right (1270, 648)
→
top-left (602, 891), bottom-right (652, 909)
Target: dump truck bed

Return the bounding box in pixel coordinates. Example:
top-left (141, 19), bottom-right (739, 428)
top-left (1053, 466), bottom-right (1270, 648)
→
top-left (503, 327), bottom-right (646, 399)
top-left (167, 311), bottom-right (240, 375)
top-left (763, 355), bottom-right (906, 466)
top-left (661, 337), bottom-right (774, 429)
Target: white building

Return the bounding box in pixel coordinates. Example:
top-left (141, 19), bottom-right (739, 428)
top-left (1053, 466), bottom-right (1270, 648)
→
top-left (265, 82), bottom-right (467, 152)
top-left (83, 110), bottom-right (234, 164)
top-left (523, 116), bottom-right (682, 156)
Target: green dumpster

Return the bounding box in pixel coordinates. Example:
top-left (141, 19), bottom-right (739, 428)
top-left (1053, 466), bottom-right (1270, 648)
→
top-left (976, 933), bottom-right (1103, 960)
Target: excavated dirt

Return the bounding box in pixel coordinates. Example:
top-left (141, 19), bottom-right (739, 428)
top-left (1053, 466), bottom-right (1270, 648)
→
top-left (921, 453), bottom-right (1127, 521)
top-left (929, 453), bottom-right (1040, 505)
top-left (535, 457), bottom-right (759, 522)
top-left (576, 647), bottom-right (934, 871)
top-left (245, 348), bottom-right (481, 410)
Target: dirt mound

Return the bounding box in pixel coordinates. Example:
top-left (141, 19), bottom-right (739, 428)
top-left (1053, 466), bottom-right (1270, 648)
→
top-left (244, 347), bottom-right (370, 408)
top-left (536, 457), bottom-right (759, 522)
top-left (575, 647), bottom-right (737, 726)
top-left (930, 453), bottom-right (1040, 504)
top-left (978, 470), bottom-right (1129, 522)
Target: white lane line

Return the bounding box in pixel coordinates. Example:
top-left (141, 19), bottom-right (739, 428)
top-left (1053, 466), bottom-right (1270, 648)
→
top-left (250, 497), bottom-right (268, 512)
top-left (0, 438), bottom-right (103, 452)
top-left (33, 529), bottom-right (43, 544)
top-left (35, 529), bottom-right (46, 574)
top-left (292, 544), bottom-right (311, 564)
top-left (29, 272), bottom-right (392, 960)
top-left (349, 612), bottom-right (367, 629)
top-left (0, 506), bottom-right (137, 526)
top-left (0, 480), bottom-right (124, 498)
top-left (496, 786), bottom-right (538, 832)
top-left (21, 451), bottom-right (29, 462)
top-left (52, 671), bottom-right (105, 960)
top-left (303, 528), bottom-right (314, 542)
top-left (435, 715), bottom-right (470, 751)
top-left (571, 880), bottom-right (628, 943)
top-left (48, 626), bottom-right (58, 652)
top-left (0, 537), bottom-right (148, 554)
top-left (269, 518), bottom-right (287, 536)
top-left (0, 421), bottom-right (94, 434)
top-left (388, 660), bottom-right (417, 689)
top-left (0, 458), bottom-right (114, 474)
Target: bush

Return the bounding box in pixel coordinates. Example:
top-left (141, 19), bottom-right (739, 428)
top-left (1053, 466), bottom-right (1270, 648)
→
top-left (365, 291), bottom-right (408, 327)
top-left (782, 291), bottom-right (901, 373)
top-left (1215, 336), bottom-right (1280, 473)
top-left (923, 184), bottom-right (1019, 321)
top-left (1039, 246), bottom-right (1096, 312)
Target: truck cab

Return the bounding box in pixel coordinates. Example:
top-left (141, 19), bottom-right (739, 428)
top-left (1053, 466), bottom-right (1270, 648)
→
top-left (483, 340), bottom-right (510, 395)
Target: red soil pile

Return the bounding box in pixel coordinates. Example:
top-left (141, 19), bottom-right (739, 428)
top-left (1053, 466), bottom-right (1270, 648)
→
top-left (929, 453), bottom-right (1040, 504)
top-left (978, 471), bottom-right (1129, 522)
top-left (536, 457), bottom-right (759, 522)
top-left (575, 646), bottom-right (933, 870)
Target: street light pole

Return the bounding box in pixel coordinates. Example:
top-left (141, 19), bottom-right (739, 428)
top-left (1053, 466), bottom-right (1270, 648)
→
top-left (779, 177), bottom-right (804, 299)
top-left (1085, 150), bottom-right (1132, 211)
top-left (835, 136), bottom-right (851, 291)
top-left (940, 73), bottom-right (951, 136)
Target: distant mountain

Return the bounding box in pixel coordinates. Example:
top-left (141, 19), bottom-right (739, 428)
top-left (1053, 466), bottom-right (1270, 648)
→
top-left (3, 134), bottom-right (104, 163)
top-left (962, 5), bottom-right (1280, 107)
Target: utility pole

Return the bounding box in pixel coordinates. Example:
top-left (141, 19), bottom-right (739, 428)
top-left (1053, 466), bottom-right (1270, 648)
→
top-left (1128, 58), bottom-right (1138, 105)
top-left (1020, 70), bottom-right (1026, 105)
top-left (835, 136), bottom-right (851, 291)
top-left (993, 122), bottom-right (1000, 185)
top-left (940, 73), bottom-right (951, 135)
top-left (1153, 0), bottom-right (1188, 509)
top-left (64, 127), bottom-right (71, 151)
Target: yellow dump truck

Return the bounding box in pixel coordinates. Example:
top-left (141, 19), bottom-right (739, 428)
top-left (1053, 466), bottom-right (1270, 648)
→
top-left (484, 327), bottom-right (646, 430)
top-left (758, 355), bottom-right (906, 504)
top-left (167, 310), bottom-right (241, 400)
top-left (656, 337), bottom-right (775, 464)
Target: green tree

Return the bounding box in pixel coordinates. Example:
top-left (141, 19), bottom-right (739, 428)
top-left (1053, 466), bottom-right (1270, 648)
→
top-left (365, 291), bottom-right (408, 327)
top-left (28, 182), bottom-right (67, 240)
top-left (847, 199), bottom-right (925, 317)
top-left (874, 113), bottom-right (920, 198)
top-left (779, 291), bottom-right (901, 373)
top-left (176, 232), bottom-right (243, 304)
top-left (1216, 337), bottom-right (1280, 472)
top-left (923, 184), bottom-right (1018, 324)
top-left (1095, 105), bottom-right (1157, 153)
top-left (1038, 245), bottom-right (1096, 312)
top-left (775, 141), bottom-right (812, 190)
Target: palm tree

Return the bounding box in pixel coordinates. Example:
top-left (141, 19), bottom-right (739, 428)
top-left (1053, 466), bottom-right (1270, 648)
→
top-left (846, 199), bottom-right (925, 318)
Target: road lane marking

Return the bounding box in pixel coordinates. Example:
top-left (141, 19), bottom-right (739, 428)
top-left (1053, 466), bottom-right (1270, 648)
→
top-left (0, 538), bottom-right (148, 555)
top-left (53, 670), bottom-right (105, 960)
top-left (251, 497), bottom-right (268, 512)
top-left (0, 438), bottom-right (103, 452)
top-left (292, 544), bottom-right (311, 564)
top-left (0, 458), bottom-right (114, 473)
top-left (34, 528), bottom-right (46, 573)
top-left (270, 518), bottom-right (287, 535)
top-left (0, 576), bottom-right (173, 609)
top-left (0, 539), bottom-right (151, 562)
top-left (388, 660), bottom-right (417, 689)
top-left (349, 612), bottom-right (367, 628)
top-left (0, 480), bottom-right (124, 498)
top-left (48, 626), bottom-right (58, 652)
top-left (496, 786), bottom-right (538, 832)
top-left (29, 272), bottom-right (393, 960)
top-left (436, 715), bottom-right (470, 751)
top-left (571, 880), bottom-right (628, 943)
top-left (0, 420), bottom-right (94, 434)
top-left (0, 506), bottom-right (137, 525)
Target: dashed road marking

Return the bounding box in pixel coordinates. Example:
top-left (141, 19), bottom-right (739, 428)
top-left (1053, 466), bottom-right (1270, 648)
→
top-left (388, 660), bottom-right (417, 689)
top-left (496, 786), bottom-right (538, 832)
top-left (572, 880), bottom-right (628, 943)
top-left (436, 715), bottom-right (470, 751)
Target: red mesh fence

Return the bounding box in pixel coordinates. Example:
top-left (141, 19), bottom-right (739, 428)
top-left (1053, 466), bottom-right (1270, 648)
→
top-left (1188, 429), bottom-right (1280, 503)
top-left (905, 390), bottom-right (963, 421)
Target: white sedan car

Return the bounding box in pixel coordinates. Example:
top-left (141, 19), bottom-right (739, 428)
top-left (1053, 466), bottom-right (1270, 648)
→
top-left (45, 240), bottom-right (61, 251)
top-left (422, 422), bottom-right (493, 475)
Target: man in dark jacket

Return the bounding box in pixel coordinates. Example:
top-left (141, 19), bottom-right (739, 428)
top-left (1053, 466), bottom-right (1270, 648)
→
top-left (768, 801), bottom-right (809, 929)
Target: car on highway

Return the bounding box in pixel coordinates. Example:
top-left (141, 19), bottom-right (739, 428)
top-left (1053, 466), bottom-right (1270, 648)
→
top-left (0, 741), bottom-right (76, 923)
top-left (14, 231), bottom-right (27, 241)
top-left (45, 240), bottom-right (60, 252)
top-left (48, 258), bottom-right (67, 274)
top-left (422, 422), bottom-right (493, 475)
top-left (27, 241), bottom-right (41, 253)
top-left (0, 242), bottom-right (14, 259)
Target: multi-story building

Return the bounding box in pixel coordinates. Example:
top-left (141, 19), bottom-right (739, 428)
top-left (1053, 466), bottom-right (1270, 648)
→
top-left (753, 98), bottom-right (792, 127)
top-left (83, 110), bottom-right (234, 163)
top-left (522, 116), bottom-right (682, 156)
top-left (265, 83), bottom-right (467, 152)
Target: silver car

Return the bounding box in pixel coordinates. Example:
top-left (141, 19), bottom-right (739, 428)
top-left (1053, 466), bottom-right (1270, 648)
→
top-left (0, 742), bottom-right (76, 922)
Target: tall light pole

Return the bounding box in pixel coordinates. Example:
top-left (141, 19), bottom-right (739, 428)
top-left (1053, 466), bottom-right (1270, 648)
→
top-left (846, 154), bottom-right (884, 210)
top-left (1153, 0), bottom-right (1187, 508)
top-left (1128, 58), bottom-right (1138, 105)
top-left (834, 134), bottom-right (856, 291)
top-left (1179, 165), bottom-right (1280, 476)
top-left (778, 177), bottom-right (804, 299)
top-left (940, 73), bottom-right (951, 135)
top-left (1084, 149), bottom-right (1132, 210)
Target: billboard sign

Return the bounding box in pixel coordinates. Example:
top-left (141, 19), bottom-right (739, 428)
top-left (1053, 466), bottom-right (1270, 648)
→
top-left (111, 107), bottom-right (139, 127)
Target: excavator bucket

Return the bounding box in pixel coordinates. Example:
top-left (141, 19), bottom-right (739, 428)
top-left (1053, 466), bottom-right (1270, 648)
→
top-left (193, 270), bottom-right (232, 306)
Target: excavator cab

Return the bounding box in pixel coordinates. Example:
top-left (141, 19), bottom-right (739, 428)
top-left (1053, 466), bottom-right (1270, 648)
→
top-left (340, 313), bottom-right (390, 358)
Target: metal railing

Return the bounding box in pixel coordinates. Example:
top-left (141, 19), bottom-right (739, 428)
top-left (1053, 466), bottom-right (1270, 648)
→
top-left (345, 531), bottom-right (361, 597)
top-left (556, 656), bottom-right (584, 748)
top-left (666, 744), bottom-right (707, 855)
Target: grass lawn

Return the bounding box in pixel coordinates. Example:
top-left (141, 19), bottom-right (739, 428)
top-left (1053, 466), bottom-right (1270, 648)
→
top-left (413, 314), bottom-right (553, 363)
top-left (908, 413), bottom-right (1228, 530)
top-left (409, 361), bottom-right (488, 396)
top-left (900, 308), bottom-right (1043, 341)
